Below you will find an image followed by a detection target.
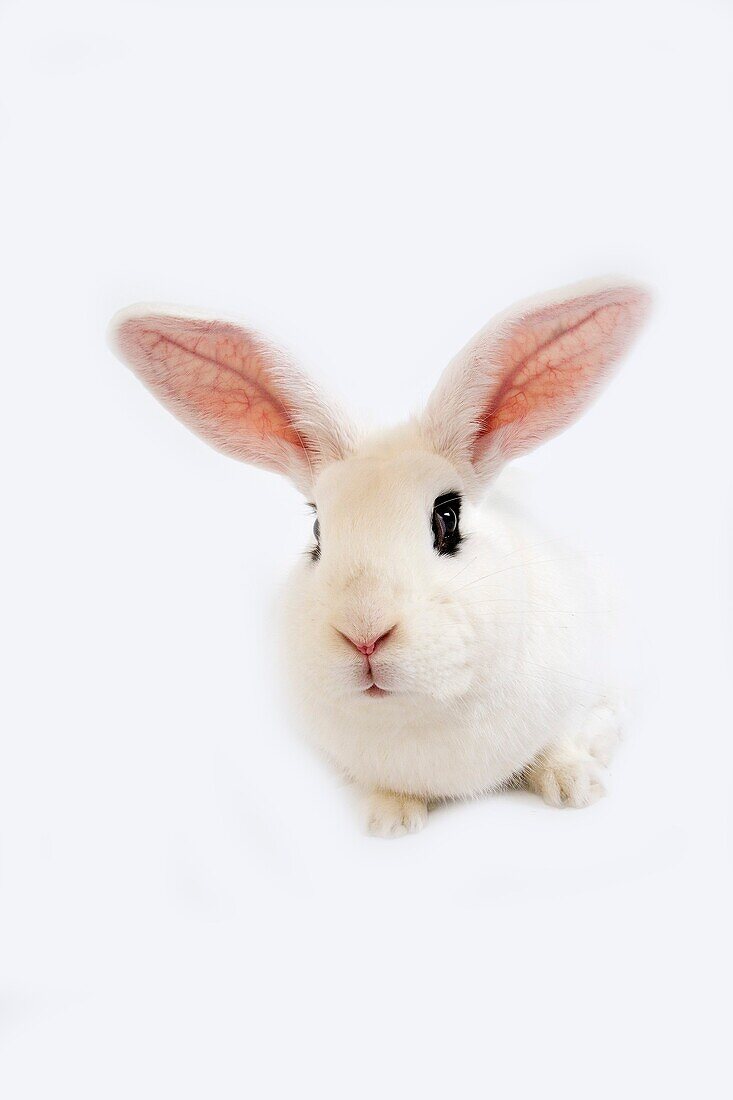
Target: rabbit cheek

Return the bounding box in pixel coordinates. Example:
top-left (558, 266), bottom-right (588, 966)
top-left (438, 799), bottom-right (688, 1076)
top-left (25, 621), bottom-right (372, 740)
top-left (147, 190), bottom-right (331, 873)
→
top-left (307, 623), bottom-right (367, 701)
top-left (389, 600), bottom-right (475, 699)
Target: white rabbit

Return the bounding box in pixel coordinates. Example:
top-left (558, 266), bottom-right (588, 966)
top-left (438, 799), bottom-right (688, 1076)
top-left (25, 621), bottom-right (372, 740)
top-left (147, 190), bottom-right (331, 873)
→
top-left (109, 278), bottom-right (650, 837)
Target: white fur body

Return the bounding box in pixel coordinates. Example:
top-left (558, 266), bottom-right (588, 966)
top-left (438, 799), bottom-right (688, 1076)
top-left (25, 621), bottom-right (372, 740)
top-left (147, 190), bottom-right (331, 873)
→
top-left (282, 428), bottom-right (616, 802)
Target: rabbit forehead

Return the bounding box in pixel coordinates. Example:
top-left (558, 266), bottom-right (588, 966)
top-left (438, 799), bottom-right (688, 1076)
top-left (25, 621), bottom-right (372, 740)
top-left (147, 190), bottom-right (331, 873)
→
top-left (314, 436), bottom-right (462, 522)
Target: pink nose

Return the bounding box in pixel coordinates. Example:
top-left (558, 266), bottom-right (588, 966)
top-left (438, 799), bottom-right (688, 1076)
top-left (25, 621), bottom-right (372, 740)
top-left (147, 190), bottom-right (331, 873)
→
top-left (341, 628), bottom-right (394, 656)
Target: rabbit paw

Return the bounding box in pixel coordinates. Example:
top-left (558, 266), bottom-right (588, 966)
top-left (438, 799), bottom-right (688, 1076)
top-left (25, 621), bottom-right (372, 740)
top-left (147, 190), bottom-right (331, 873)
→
top-left (525, 748), bottom-right (606, 809)
top-left (365, 791), bottom-right (428, 838)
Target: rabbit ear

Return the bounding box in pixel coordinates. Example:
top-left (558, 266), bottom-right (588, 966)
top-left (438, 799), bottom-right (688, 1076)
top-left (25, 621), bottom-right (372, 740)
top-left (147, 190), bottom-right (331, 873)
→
top-left (421, 278), bottom-right (651, 485)
top-left (108, 305), bottom-right (356, 494)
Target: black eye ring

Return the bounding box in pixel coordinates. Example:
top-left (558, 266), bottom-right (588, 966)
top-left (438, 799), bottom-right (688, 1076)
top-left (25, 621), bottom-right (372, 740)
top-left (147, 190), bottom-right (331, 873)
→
top-left (308, 504), bottom-right (321, 562)
top-left (432, 493), bottom-right (462, 555)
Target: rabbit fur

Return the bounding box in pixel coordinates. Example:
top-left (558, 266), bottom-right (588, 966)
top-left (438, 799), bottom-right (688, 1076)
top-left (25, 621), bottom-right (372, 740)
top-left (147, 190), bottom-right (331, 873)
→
top-left (109, 277), bottom-right (650, 837)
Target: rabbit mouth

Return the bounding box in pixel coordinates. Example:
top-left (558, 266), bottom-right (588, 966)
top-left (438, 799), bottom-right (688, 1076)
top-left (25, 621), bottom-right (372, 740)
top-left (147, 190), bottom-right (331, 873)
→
top-left (365, 684), bottom-right (390, 697)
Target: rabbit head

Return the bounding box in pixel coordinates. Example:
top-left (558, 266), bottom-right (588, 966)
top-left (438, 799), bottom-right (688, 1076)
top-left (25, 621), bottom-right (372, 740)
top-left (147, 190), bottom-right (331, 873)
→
top-left (109, 279), bottom-right (650, 707)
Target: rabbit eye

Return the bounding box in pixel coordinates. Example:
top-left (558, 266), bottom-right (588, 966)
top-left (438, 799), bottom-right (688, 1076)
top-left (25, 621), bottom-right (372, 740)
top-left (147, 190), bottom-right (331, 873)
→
top-left (432, 493), bottom-right (462, 556)
top-left (308, 505), bottom-right (321, 562)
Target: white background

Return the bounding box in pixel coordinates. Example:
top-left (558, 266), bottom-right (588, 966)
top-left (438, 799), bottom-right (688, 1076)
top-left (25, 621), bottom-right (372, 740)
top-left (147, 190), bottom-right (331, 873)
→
top-left (1, 0), bottom-right (731, 1096)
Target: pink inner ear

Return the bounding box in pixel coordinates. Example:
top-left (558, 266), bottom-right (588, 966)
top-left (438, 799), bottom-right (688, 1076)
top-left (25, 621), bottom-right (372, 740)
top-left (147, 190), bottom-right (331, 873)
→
top-left (116, 314), bottom-right (304, 457)
top-left (476, 289), bottom-right (648, 457)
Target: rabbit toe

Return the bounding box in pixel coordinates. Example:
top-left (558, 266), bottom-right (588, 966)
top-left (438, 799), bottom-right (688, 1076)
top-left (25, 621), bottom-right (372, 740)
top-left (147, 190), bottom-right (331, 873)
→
top-left (365, 791), bottom-right (428, 838)
top-left (526, 752), bottom-right (606, 809)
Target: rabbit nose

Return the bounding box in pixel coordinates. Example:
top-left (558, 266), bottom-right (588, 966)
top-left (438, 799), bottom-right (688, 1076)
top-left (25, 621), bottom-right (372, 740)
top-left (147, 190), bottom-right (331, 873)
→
top-left (339, 627), bottom-right (395, 656)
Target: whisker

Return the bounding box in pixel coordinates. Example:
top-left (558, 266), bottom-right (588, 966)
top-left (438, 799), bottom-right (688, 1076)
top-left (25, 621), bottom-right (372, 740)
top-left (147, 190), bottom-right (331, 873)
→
top-left (460, 595), bottom-right (613, 610)
top-left (452, 556), bottom-right (589, 593)
top-left (466, 607), bottom-right (608, 617)
top-left (521, 660), bottom-right (604, 686)
top-left (481, 534), bottom-right (570, 563)
top-left (446, 554), bottom-right (480, 585)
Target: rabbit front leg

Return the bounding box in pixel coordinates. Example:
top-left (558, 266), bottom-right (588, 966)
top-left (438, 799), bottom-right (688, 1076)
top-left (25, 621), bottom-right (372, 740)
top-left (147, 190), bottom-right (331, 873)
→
top-left (524, 741), bottom-right (605, 808)
top-left (364, 790), bottom-right (429, 838)
top-left (524, 700), bottom-right (622, 808)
